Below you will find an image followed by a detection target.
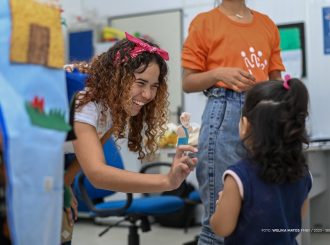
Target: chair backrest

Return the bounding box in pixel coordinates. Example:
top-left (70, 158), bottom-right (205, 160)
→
top-left (74, 137), bottom-right (125, 204)
top-left (65, 69), bottom-right (87, 103)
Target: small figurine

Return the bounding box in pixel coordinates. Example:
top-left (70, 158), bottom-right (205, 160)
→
top-left (176, 112), bottom-right (193, 146)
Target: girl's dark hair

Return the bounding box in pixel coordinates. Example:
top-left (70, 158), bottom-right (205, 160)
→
top-left (75, 38), bottom-right (169, 159)
top-left (242, 78), bottom-right (309, 183)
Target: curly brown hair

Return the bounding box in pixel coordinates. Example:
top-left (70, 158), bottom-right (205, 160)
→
top-left (74, 38), bottom-right (169, 159)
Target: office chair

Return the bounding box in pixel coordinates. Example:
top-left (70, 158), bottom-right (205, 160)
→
top-left (182, 190), bottom-right (202, 245)
top-left (74, 138), bottom-right (186, 245)
top-left (65, 68), bottom-right (87, 102)
top-left (142, 172), bottom-right (197, 233)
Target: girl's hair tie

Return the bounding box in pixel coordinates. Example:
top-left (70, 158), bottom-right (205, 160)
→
top-left (283, 74), bottom-right (291, 90)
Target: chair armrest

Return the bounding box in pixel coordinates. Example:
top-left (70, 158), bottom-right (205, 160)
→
top-left (139, 162), bottom-right (172, 196)
top-left (184, 190), bottom-right (202, 205)
top-left (140, 162), bottom-right (172, 196)
top-left (139, 162), bottom-right (172, 174)
top-left (77, 172), bottom-right (133, 217)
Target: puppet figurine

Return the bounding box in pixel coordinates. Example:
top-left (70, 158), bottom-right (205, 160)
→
top-left (176, 112), bottom-right (193, 146)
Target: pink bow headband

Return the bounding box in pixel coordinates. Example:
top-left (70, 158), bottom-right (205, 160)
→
top-left (125, 32), bottom-right (169, 61)
top-left (283, 74), bottom-right (291, 90)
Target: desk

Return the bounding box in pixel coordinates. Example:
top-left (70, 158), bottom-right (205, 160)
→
top-left (301, 141), bottom-right (330, 245)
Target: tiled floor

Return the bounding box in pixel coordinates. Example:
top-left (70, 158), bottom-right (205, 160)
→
top-left (311, 233), bottom-right (330, 245)
top-left (73, 218), bottom-right (330, 245)
top-left (72, 219), bottom-right (200, 245)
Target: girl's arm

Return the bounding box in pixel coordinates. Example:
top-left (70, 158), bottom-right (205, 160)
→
top-left (210, 175), bottom-right (242, 237)
top-left (301, 198), bottom-right (309, 218)
top-left (269, 70), bottom-right (282, 80)
top-left (72, 121), bottom-right (197, 193)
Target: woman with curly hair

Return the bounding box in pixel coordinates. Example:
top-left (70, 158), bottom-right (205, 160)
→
top-left (63, 33), bottom-right (197, 234)
top-left (210, 78), bottom-right (312, 245)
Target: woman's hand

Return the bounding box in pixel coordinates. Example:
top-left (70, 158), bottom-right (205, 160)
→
top-left (166, 145), bottom-right (198, 190)
top-left (64, 186), bottom-right (78, 226)
top-left (64, 64), bottom-right (74, 72)
top-left (214, 67), bottom-right (256, 92)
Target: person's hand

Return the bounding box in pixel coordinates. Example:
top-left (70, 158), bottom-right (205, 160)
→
top-left (64, 64), bottom-right (74, 72)
top-left (214, 67), bottom-right (256, 92)
top-left (166, 145), bottom-right (198, 190)
top-left (64, 186), bottom-right (78, 226)
top-left (216, 191), bottom-right (223, 206)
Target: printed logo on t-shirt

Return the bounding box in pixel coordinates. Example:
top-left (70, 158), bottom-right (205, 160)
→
top-left (241, 47), bottom-right (268, 75)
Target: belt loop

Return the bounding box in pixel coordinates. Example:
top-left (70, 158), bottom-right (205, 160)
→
top-left (204, 87), bottom-right (224, 98)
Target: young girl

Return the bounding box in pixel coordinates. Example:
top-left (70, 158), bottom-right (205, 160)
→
top-left (210, 78), bottom-right (312, 244)
top-left (63, 33), bottom-right (197, 243)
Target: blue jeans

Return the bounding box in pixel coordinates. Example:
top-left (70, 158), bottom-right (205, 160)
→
top-left (196, 88), bottom-right (246, 245)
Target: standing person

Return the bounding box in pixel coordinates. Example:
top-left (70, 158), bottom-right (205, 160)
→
top-left (210, 78), bottom-right (312, 245)
top-left (181, 0), bottom-right (285, 243)
top-left (63, 32), bottom-right (198, 244)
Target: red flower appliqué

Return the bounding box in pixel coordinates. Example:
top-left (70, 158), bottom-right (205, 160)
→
top-left (31, 96), bottom-right (45, 113)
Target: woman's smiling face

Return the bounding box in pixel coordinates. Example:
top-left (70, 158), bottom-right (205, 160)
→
top-left (127, 61), bottom-right (160, 116)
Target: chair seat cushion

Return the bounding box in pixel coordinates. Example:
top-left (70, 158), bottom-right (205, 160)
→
top-left (95, 196), bottom-right (184, 216)
top-left (188, 190), bottom-right (201, 203)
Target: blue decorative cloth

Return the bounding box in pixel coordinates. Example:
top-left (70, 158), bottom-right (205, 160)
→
top-left (0, 1), bottom-right (68, 244)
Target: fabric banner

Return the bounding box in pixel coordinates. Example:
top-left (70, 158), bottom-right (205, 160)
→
top-left (0, 0), bottom-right (68, 244)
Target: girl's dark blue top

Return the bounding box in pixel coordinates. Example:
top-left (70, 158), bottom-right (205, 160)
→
top-left (225, 159), bottom-right (312, 245)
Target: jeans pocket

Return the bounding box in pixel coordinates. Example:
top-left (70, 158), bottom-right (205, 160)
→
top-left (210, 97), bottom-right (227, 131)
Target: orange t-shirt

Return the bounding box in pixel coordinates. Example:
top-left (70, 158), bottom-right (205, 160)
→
top-left (182, 8), bottom-right (285, 89)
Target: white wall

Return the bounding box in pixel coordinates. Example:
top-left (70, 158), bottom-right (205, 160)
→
top-left (250, 0), bottom-right (330, 139)
top-left (62, 0), bottom-right (193, 26)
top-left (61, 0), bottom-right (215, 20)
top-left (305, 0), bottom-right (330, 139)
top-left (248, 0), bottom-right (307, 24)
